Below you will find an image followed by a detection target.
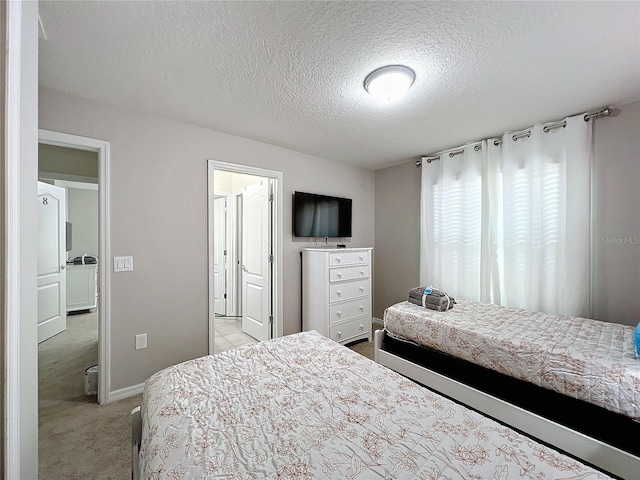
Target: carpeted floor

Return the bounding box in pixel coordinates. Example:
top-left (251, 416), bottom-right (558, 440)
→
top-left (38, 316), bottom-right (382, 479)
top-left (38, 311), bottom-right (141, 480)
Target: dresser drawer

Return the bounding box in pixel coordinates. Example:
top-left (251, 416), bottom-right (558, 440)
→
top-left (329, 298), bottom-right (370, 324)
top-left (329, 280), bottom-right (369, 303)
top-left (329, 251), bottom-right (369, 267)
top-left (329, 317), bottom-right (370, 343)
top-left (329, 265), bottom-right (369, 283)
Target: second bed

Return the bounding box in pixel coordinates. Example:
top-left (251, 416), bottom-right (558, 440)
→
top-left (375, 299), bottom-right (640, 479)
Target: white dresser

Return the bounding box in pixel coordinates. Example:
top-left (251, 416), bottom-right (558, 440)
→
top-left (302, 247), bottom-right (372, 345)
top-left (67, 264), bottom-right (98, 312)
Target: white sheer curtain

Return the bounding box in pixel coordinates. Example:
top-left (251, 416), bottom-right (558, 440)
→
top-left (420, 114), bottom-right (593, 317)
top-left (420, 143), bottom-right (496, 302)
top-left (489, 115), bottom-right (592, 316)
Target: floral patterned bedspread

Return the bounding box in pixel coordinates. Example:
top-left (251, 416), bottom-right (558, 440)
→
top-left (384, 300), bottom-right (640, 419)
top-left (139, 330), bottom-right (610, 479)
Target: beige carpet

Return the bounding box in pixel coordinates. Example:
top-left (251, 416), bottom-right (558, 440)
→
top-left (38, 311), bottom-right (141, 480)
top-left (348, 340), bottom-right (375, 360)
top-left (38, 316), bottom-right (380, 479)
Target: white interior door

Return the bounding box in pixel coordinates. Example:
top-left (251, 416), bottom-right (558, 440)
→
top-left (241, 180), bottom-right (271, 341)
top-left (213, 196), bottom-right (227, 316)
top-left (37, 181), bottom-right (67, 343)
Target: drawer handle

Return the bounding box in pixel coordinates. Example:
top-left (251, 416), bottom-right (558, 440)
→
top-left (359, 306), bottom-right (364, 311)
top-left (337, 311), bottom-right (341, 317)
top-left (336, 257), bottom-right (341, 263)
top-left (359, 286), bottom-right (364, 292)
top-left (359, 256), bottom-right (364, 261)
top-left (337, 272), bottom-right (342, 278)
top-left (336, 291), bottom-right (341, 296)
top-left (360, 324), bottom-right (364, 330)
top-left (337, 331), bottom-right (342, 338)
top-left (360, 270), bottom-right (364, 275)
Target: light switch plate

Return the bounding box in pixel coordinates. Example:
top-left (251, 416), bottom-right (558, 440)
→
top-left (135, 333), bottom-right (147, 350)
top-left (114, 255), bottom-right (134, 272)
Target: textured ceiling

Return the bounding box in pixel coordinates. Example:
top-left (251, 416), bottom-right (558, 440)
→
top-left (38, 1), bottom-right (640, 170)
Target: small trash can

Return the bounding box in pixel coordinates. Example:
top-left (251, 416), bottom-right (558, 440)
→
top-left (84, 365), bottom-right (98, 395)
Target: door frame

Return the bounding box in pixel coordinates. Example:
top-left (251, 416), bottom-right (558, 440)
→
top-left (234, 191), bottom-right (244, 317)
top-left (3, 1), bottom-right (22, 474)
top-left (38, 129), bottom-right (111, 405)
top-left (207, 160), bottom-right (283, 353)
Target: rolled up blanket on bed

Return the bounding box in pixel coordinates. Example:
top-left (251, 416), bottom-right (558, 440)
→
top-left (408, 287), bottom-right (424, 300)
top-left (408, 287), bottom-right (456, 304)
top-left (407, 296), bottom-right (455, 311)
top-left (407, 287), bottom-right (456, 310)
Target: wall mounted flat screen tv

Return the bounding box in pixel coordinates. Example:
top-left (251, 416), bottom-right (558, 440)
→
top-left (294, 191), bottom-right (352, 238)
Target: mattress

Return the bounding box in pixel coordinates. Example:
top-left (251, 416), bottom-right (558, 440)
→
top-left (384, 300), bottom-right (640, 419)
top-left (139, 330), bottom-right (611, 479)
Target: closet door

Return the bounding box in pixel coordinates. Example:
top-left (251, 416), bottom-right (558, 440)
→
top-left (241, 181), bottom-right (271, 342)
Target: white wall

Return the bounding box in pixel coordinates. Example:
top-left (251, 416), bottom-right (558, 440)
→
top-left (213, 169), bottom-right (233, 193)
top-left (39, 87), bottom-right (375, 392)
top-left (67, 187), bottom-right (99, 259)
top-left (213, 170), bottom-right (264, 193)
top-left (374, 101), bottom-right (640, 326)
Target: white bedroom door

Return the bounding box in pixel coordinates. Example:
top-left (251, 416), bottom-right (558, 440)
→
top-left (241, 180), bottom-right (271, 341)
top-left (213, 196), bottom-right (227, 316)
top-left (37, 181), bottom-right (67, 343)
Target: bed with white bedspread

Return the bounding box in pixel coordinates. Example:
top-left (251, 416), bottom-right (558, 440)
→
top-left (383, 299), bottom-right (640, 419)
top-left (375, 299), bottom-right (640, 479)
top-left (134, 330), bottom-right (612, 479)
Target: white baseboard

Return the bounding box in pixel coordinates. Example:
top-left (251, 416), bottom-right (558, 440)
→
top-left (109, 382), bottom-right (145, 403)
top-left (372, 317), bottom-right (383, 326)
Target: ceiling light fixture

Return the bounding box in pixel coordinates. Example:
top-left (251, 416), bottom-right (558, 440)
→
top-left (364, 65), bottom-right (415, 102)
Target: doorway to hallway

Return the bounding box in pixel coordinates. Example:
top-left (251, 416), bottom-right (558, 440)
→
top-left (207, 161), bottom-right (283, 353)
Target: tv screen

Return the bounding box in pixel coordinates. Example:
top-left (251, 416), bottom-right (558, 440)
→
top-left (294, 191), bottom-right (352, 238)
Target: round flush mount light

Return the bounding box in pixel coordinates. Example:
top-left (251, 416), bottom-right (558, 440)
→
top-left (364, 65), bottom-right (415, 102)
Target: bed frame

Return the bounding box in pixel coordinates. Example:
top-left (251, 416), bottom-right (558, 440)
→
top-left (131, 406), bottom-right (141, 480)
top-left (374, 329), bottom-right (639, 480)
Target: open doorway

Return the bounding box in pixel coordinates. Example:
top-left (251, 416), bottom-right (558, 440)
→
top-left (208, 161), bottom-right (283, 354)
top-left (38, 143), bottom-right (100, 410)
top-left (38, 130), bottom-right (111, 405)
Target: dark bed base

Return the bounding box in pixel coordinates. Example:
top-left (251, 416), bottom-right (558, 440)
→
top-left (383, 332), bottom-right (640, 457)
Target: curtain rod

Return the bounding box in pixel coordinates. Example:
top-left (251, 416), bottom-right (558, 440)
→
top-left (417, 106), bottom-right (612, 167)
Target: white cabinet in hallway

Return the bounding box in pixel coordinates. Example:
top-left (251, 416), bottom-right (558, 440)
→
top-left (302, 247), bottom-right (373, 345)
top-left (67, 264), bottom-right (98, 312)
